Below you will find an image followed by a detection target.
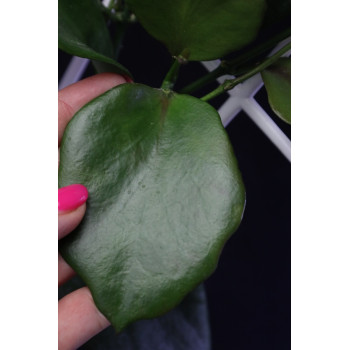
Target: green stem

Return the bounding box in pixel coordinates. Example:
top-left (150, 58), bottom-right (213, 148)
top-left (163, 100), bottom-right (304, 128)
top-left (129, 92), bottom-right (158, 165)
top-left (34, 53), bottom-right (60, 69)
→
top-left (180, 27), bottom-right (291, 95)
top-left (161, 58), bottom-right (182, 90)
top-left (201, 42), bottom-right (291, 102)
top-left (221, 27), bottom-right (291, 71)
top-left (113, 20), bottom-right (129, 59)
top-left (180, 66), bottom-right (225, 94)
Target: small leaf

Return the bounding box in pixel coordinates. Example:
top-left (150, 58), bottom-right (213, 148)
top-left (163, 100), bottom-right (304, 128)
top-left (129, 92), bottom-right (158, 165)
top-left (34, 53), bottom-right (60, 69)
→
top-left (261, 57), bottom-right (291, 124)
top-left (58, 0), bottom-right (131, 77)
top-left (125, 0), bottom-right (266, 61)
top-left (58, 83), bottom-right (245, 332)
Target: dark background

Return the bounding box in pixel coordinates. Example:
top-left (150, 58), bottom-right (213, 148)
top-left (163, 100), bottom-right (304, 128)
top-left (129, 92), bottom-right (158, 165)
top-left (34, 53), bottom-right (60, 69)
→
top-left (59, 22), bottom-right (291, 350)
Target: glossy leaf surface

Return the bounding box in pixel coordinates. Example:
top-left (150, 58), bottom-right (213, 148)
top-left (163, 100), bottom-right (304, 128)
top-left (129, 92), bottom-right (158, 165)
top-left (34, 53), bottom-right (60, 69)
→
top-left (59, 277), bottom-right (210, 350)
top-left (58, 0), bottom-right (130, 77)
top-left (58, 83), bottom-right (245, 331)
top-left (261, 57), bottom-right (291, 124)
top-left (125, 0), bottom-right (266, 61)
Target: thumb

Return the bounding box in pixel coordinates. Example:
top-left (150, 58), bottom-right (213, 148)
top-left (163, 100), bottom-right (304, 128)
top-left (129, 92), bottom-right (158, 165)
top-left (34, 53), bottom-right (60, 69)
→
top-left (58, 184), bottom-right (88, 240)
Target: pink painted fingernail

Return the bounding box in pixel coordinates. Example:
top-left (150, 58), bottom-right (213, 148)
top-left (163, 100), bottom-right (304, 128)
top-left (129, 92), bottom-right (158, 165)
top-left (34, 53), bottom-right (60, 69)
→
top-left (122, 75), bottom-right (134, 83)
top-left (58, 184), bottom-right (88, 212)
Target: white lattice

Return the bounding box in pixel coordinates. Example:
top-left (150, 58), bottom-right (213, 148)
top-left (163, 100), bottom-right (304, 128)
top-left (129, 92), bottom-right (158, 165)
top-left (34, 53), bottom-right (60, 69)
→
top-left (201, 38), bottom-right (291, 161)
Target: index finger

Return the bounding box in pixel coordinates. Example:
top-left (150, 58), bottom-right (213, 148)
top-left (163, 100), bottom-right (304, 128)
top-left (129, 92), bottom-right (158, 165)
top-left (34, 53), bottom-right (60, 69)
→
top-left (58, 73), bottom-right (128, 146)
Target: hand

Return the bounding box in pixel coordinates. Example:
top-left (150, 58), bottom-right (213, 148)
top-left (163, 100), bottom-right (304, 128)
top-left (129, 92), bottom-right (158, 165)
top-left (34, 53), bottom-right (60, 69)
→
top-left (58, 73), bottom-right (128, 350)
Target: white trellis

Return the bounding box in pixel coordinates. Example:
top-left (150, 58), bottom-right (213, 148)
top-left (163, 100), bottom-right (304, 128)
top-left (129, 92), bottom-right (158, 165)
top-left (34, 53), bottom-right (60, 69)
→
top-left (201, 38), bottom-right (291, 161)
top-left (59, 40), bottom-right (291, 161)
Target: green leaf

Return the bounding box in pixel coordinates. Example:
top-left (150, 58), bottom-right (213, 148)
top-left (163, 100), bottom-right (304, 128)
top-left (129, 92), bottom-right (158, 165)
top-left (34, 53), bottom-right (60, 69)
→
top-left (58, 0), bottom-right (131, 77)
top-left (58, 83), bottom-right (245, 332)
top-left (261, 57), bottom-right (291, 124)
top-left (125, 0), bottom-right (266, 61)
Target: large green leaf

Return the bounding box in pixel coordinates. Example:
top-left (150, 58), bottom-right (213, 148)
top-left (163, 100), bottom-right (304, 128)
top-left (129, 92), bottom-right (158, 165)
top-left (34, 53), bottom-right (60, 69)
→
top-left (58, 0), bottom-right (131, 77)
top-left (58, 83), bottom-right (245, 332)
top-left (125, 0), bottom-right (266, 61)
top-left (261, 57), bottom-right (291, 124)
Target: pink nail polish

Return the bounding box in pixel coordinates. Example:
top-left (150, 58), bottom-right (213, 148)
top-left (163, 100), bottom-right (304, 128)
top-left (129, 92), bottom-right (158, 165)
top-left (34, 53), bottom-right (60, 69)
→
top-left (122, 75), bottom-right (134, 83)
top-left (58, 184), bottom-right (88, 212)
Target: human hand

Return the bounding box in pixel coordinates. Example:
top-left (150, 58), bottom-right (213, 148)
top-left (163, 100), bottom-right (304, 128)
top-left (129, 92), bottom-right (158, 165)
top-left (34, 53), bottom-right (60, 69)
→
top-left (58, 73), bottom-right (128, 350)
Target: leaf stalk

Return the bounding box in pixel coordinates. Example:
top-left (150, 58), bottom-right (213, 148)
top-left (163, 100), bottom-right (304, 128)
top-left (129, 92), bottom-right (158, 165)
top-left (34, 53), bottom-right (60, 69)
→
top-left (201, 42), bottom-right (291, 102)
top-left (180, 27), bottom-right (291, 95)
top-left (161, 58), bottom-right (182, 90)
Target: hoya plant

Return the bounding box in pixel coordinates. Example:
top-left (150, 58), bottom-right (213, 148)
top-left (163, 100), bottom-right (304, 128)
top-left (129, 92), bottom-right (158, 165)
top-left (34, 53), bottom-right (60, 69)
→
top-left (58, 0), bottom-right (291, 348)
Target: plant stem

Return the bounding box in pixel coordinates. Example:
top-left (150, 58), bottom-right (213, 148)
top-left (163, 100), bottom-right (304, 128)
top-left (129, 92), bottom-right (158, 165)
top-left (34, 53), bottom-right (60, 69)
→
top-left (113, 20), bottom-right (129, 59)
top-left (180, 66), bottom-right (225, 94)
top-left (201, 42), bottom-right (291, 102)
top-left (161, 58), bottom-right (182, 90)
top-left (180, 27), bottom-right (291, 95)
top-left (221, 27), bottom-right (291, 71)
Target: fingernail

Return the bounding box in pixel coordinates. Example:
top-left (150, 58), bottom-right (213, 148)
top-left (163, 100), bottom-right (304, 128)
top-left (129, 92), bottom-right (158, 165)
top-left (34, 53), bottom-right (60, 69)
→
top-left (122, 75), bottom-right (134, 83)
top-left (58, 184), bottom-right (88, 212)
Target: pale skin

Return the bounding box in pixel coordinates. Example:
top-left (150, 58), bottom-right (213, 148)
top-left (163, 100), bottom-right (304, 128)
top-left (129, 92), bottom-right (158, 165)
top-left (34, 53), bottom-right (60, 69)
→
top-left (58, 73), bottom-right (128, 350)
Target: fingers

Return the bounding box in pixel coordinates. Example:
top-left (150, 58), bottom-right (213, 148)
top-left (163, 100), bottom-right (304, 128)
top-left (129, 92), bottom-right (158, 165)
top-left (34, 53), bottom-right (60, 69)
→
top-left (58, 75), bottom-right (121, 348)
top-left (58, 205), bottom-right (86, 240)
top-left (58, 287), bottom-right (110, 350)
top-left (58, 253), bottom-right (75, 286)
top-left (58, 184), bottom-right (88, 240)
top-left (58, 184), bottom-right (88, 283)
top-left (58, 73), bottom-right (128, 146)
